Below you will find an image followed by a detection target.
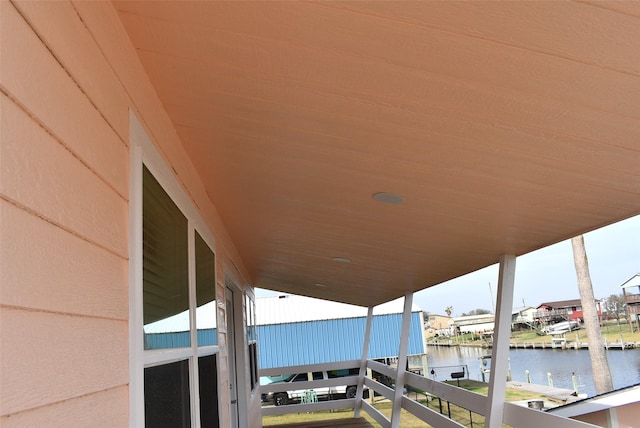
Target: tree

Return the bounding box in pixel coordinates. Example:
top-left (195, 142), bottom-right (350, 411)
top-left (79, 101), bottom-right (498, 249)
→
top-left (445, 306), bottom-right (453, 317)
top-left (571, 235), bottom-right (613, 394)
top-left (461, 308), bottom-right (491, 316)
top-left (604, 293), bottom-right (625, 322)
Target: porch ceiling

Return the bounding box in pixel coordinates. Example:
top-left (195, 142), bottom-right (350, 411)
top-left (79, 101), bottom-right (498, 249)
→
top-left (114, 1), bottom-right (640, 307)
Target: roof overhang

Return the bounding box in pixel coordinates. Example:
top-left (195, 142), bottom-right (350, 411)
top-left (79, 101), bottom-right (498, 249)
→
top-left (548, 384), bottom-right (640, 418)
top-left (621, 274), bottom-right (640, 289)
top-left (113, 1), bottom-right (640, 307)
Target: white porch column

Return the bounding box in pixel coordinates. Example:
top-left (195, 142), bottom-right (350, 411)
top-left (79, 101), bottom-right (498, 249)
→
top-left (390, 293), bottom-right (413, 428)
top-left (606, 408), bottom-right (619, 428)
top-left (354, 306), bottom-right (374, 417)
top-left (485, 254), bottom-right (516, 428)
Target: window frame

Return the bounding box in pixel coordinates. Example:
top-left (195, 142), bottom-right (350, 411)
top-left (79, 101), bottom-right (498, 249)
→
top-left (130, 113), bottom-right (220, 427)
top-left (245, 293), bottom-right (259, 391)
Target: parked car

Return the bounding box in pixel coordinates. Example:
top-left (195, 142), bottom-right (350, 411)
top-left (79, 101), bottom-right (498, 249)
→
top-left (264, 368), bottom-right (366, 406)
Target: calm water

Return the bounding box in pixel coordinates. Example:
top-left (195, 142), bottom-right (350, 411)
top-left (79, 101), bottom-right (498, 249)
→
top-left (426, 345), bottom-right (640, 397)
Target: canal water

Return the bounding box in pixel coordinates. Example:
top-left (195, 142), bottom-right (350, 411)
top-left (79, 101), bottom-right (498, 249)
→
top-left (426, 345), bottom-right (640, 398)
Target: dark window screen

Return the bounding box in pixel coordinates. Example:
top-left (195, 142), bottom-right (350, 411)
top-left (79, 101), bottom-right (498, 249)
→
top-left (198, 354), bottom-right (219, 428)
top-left (144, 360), bottom-right (191, 428)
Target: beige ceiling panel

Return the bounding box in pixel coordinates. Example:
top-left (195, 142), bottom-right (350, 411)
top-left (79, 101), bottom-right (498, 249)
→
top-left (114, 1), bottom-right (640, 306)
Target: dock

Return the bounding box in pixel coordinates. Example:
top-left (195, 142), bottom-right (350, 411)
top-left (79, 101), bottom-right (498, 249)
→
top-left (509, 341), bottom-right (638, 350)
top-left (506, 381), bottom-right (580, 407)
top-left (428, 340), bottom-right (639, 350)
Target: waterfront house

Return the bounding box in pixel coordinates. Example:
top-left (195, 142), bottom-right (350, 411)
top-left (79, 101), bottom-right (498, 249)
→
top-left (424, 314), bottom-right (454, 338)
top-left (453, 314), bottom-right (496, 335)
top-left (536, 299), bottom-right (604, 325)
top-left (2, 2), bottom-right (638, 428)
top-left (621, 274), bottom-right (640, 332)
top-left (511, 306), bottom-right (538, 330)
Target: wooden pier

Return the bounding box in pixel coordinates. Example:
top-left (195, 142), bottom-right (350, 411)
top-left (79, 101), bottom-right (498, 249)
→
top-left (506, 381), bottom-right (579, 407)
top-left (508, 341), bottom-right (638, 350)
top-left (428, 340), bottom-right (639, 350)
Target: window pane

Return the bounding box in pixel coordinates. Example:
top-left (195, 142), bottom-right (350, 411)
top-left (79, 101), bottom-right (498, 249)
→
top-left (293, 374), bottom-right (307, 382)
top-left (196, 231), bottom-right (217, 346)
top-left (198, 354), bottom-right (220, 428)
top-left (249, 343), bottom-right (258, 389)
top-left (250, 299), bottom-right (256, 341)
top-left (143, 166), bottom-right (190, 349)
top-left (144, 360), bottom-right (191, 428)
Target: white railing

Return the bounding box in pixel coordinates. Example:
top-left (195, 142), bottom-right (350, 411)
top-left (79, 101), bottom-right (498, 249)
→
top-left (260, 359), bottom-right (599, 427)
top-left (260, 360), bottom-right (361, 417)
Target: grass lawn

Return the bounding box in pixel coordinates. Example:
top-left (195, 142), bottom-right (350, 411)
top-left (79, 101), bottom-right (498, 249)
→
top-left (427, 320), bottom-right (640, 346)
top-left (262, 408), bottom-right (367, 426)
top-left (509, 320), bottom-right (640, 344)
top-left (262, 404), bottom-right (434, 428)
top-left (262, 403), bottom-right (441, 428)
top-left (262, 379), bottom-right (546, 427)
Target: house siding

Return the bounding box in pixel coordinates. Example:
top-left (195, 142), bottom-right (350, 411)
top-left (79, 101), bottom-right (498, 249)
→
top-left (1, 1), bottom-right (255, 426)
top-left (1, 1), bottom-right (129, 424)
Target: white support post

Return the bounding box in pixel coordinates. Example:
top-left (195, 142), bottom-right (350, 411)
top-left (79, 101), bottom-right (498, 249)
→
top-left (354, 306), bottom-right (374, 417)
top-left (606, 408), bottom-right (619, 428)
top-left (390, 293), bottom-right (413, 428)
top-left (485, 254), bottom-right (516, 428)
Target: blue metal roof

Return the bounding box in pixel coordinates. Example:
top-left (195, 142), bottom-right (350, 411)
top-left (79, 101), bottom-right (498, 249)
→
top-left (142, 312), bottom-right (425, 369)
top-left (145, 328), bottom-right (217, 350)
top-left (258, 312), bottom-right (424, 369)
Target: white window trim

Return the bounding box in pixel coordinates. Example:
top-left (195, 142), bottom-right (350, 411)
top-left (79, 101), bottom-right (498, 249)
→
top-left (129, 112), bottom-right (220, 428)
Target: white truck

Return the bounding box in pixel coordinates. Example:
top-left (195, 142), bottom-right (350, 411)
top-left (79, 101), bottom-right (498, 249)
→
top-left (265, 368), bottom-right (365, 406)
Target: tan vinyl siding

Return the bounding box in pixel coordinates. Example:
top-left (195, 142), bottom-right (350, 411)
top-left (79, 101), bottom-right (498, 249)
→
top-left (1, 94), bottom-right (128, 256)
top-left (12, 0), bottom-right (131, 142)
top-left (1, 0), bottom-right (253, 425)
top-left (0, 386), bottom-right (128, 428)
top-left (0, 308), bottom-right (128, 415)
top-left (1, 1), bottom-right (129, 199)
top-left (0, 201), bottom-right (127, 320)
top-left (1, 1), bottom-right (129, 423)
top-left (0, 0), bottom-right (127, 424)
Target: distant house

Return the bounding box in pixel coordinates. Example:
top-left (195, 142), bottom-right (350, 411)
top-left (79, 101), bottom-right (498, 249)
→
top-left (423, 314), bottom-right (453, 338)
top-left (452, 314), bottom-right (495, 334)
top-left (256, 295), bottom-right (426, 369)
top-left (621, 274), bottom-right (640, 331)
top-left (511, 306), bottom-right (537, 330)
top-left (535, 299), bottom-right (603, 324)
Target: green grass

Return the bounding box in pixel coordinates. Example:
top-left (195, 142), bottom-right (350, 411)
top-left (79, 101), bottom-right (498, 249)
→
top-left (262, 402), bottom-right (442, 427)
top-left (262, 380), bottom-right (546, 427)
top-left (262, 408), bottom-right (365, 426)
top-left (509, 320), bottom-right (640, 344)
top-left (425, 320), bottom-right (640, 346)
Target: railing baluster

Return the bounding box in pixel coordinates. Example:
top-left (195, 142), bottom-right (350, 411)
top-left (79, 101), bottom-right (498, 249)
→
top-left (260, 359), bottom-right (601, 427)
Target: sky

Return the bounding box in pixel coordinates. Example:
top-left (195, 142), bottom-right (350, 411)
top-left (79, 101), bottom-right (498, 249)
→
top-left (256, 214), bottom-right (639, 317)
top-left (414, 214), bottom-right (640, 316)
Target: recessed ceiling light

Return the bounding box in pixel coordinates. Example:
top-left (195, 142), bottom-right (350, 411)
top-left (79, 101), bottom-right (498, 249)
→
top-left (315, 283), bottom-right (328, 287)
top-left (372, 192), bottom-right (404, 205)
top-left (332, 257), bottom-right (351, 263)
